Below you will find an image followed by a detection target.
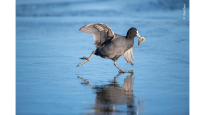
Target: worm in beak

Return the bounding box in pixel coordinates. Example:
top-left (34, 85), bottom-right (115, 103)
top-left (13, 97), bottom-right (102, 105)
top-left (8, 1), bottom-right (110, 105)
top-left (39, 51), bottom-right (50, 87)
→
top-left (138, 37), bottom-right (145, 46)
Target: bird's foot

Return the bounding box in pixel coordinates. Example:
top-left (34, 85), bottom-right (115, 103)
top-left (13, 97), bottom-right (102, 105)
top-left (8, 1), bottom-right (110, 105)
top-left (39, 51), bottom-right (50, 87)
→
top-left (80, 56), bottom-right (89, 60)
top-left (119, 70), bottom-right (133, 73)
top-left (76, 64), bottom-right (81, 67)
top-left (77, 57), bottom-right (90, 67)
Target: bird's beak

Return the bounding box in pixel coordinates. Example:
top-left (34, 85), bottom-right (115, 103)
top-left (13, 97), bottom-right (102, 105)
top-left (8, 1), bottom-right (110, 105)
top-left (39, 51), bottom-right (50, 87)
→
top-left (136, 33), bottom-right (140, 37)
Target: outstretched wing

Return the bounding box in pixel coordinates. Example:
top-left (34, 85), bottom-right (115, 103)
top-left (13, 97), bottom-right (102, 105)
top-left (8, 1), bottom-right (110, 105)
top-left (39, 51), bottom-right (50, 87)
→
top-left (79, 23), bottom-right (115, 47)
top-left (123, 48), bottom-right (135, 66)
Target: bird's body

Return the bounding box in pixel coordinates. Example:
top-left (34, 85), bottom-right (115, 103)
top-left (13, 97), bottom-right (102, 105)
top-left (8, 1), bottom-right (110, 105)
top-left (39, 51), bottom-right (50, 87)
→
top-left (95, 34), bottom-right (134, 62)
top-left (77, 23), bottom-right (145, 73)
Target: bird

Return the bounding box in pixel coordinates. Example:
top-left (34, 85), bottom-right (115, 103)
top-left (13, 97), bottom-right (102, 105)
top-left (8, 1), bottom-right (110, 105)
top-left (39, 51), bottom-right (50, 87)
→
top-left (77, 23), bottom-right (145, 73)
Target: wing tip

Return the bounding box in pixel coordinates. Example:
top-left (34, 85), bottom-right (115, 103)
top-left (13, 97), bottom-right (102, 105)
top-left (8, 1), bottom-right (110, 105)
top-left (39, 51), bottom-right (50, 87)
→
top-left (79, 26), bottom-right (84, 31)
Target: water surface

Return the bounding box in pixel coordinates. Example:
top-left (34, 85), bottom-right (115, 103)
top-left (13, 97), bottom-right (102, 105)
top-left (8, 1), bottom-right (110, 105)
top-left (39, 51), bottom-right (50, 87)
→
top-left (16, 0), bottom-right (189, 114)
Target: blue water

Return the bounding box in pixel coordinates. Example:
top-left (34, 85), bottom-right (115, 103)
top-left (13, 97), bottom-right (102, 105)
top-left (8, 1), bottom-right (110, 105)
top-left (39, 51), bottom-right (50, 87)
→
top-left (16, 0), bottom-right (189, 114)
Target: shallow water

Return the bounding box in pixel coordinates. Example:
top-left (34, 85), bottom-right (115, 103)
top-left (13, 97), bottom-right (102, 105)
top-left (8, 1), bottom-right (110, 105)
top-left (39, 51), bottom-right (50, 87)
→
top-left (16, 0), bottom-right (189, 114)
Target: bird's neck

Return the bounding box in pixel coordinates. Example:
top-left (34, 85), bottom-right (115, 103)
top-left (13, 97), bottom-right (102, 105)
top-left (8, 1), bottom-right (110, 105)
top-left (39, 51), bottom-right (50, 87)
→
top-left (126, 35), bottom-right (134, 47)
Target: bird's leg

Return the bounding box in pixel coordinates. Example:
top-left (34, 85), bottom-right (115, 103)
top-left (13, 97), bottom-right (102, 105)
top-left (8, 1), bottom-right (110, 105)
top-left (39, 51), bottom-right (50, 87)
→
top-left (77, 51), bottom-right (95, 67)
top-left (114, 61), bottom-right (123, 72)
top-left (114, 61), bottom-right (133, 73)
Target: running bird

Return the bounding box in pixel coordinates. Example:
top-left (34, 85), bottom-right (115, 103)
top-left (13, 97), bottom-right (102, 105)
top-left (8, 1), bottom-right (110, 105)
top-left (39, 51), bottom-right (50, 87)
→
top-left (77, 23), bottom-right (145, 73)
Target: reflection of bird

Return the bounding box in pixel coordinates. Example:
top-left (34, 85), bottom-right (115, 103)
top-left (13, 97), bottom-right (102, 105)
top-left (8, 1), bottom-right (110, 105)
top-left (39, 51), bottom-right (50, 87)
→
top-left (77, 23), bottom-right (145, 73)
top-left (78, 73), bottom-right (145, 114)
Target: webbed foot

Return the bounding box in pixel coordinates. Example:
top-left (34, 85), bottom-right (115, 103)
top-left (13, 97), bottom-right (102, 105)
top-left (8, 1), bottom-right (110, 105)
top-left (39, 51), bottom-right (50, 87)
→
top-left (80, 56), bottom-right (89, 60)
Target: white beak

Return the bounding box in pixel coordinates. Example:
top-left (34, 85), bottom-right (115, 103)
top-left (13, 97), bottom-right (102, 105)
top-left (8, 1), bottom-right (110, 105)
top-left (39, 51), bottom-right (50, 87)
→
top-left (136, 31), bottom-right (140, 37)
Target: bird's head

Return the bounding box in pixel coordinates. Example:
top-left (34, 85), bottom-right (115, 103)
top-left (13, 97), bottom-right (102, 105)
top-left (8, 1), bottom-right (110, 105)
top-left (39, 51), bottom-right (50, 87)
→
top-left (127, 27), bottom-right (140, 38)
top-left (127, 27), bottom-right (145, 46)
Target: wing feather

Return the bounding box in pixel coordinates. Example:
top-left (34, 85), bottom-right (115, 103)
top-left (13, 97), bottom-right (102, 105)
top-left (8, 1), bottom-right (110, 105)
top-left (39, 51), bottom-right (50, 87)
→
top-left (123, 48), bottom-right (135, 65)
top-left (79, 23), bottom-right (115, 47)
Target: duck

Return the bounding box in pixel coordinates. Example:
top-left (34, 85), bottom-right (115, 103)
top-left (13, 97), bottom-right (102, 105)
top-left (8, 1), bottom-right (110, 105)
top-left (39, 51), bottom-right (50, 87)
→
top-left (77, 23), bottom-right (145, 73)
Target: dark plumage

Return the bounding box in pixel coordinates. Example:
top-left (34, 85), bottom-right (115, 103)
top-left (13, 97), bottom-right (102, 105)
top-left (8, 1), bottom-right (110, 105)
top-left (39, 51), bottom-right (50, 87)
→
top-left (77, 23), bottom-right (143, 73)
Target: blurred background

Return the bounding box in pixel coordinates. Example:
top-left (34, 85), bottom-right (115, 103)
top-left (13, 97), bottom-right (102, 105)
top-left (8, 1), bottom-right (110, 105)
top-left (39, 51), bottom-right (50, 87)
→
top-left (16, 0), bottom-right (189, 114)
